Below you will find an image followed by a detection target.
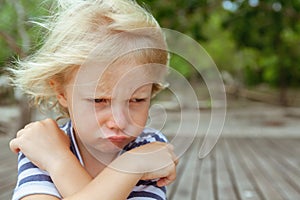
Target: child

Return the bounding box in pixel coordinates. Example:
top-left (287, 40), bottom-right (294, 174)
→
top-left (9, 0), bottom-right (177, 199)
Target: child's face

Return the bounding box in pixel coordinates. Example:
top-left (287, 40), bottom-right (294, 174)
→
top-left (58, 59), bottom-right (153, 155)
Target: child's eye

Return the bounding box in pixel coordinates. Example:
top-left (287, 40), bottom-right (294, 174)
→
top-left (130, 98), bottom-right (145, 103)
top-left (94, 99), bottom-right (109, 104)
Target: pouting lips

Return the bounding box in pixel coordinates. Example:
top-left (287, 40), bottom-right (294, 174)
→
top-left (107, 135), bottom-right (129, 143)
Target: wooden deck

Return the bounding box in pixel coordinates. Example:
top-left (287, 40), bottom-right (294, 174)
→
top-left (1, 136), bottom-right (300, 200)
top-left (0, 136), bottom-right (17, 200)
top-left (167, 137), bottom-right (300, 200)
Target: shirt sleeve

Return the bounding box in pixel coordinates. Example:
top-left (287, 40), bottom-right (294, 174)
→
top-left (128, 180), bottom-right (166, 200)
top-left (12, 152), bottom-right (61, 200)
top-left (124, 128), bottom-right (168, 151)
top-left (125, 128), bottom-right (169, 200)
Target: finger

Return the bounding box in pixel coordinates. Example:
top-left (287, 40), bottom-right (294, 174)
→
top-left (24, 123), bottom-right (32, 129)
top-left (174, 157), bottom-right (179, 166)
top-left (16, 129), bottom-right (24, 138)
top-left (156, 170), bottom-right (176, 187)
top-left (168, 147), bottom-right (179, 166)
top-left (157, 178), bottom-right (172, 187)
top-left (24, 121), bottom-right (38, 129)
top-left (156, 178), bottom-right (168, 187)
top-left (158, 162), bottom-right (177, 186)
top-left (9, 139), bottom-right (20, 154)
top-left (172, 152), bottom-right (179, 166)
top-left (42, 118), bottom-right (57, 127)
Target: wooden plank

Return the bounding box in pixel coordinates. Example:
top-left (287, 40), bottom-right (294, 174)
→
top-left (0, 136), bottom-right (17, 200)
top-left (265, 139), bottom-right (300, 181)
top-left (196, 151), bottom-right (215, 199)
top-left (268, 138), bottom-right (299, 157)
top-left (243, 139), bottom-right (294, 199)
top-left (0, 190), bottom-right (14, 200)
top-left (269, 138), bottom-right (300, 168)
top-left (244, 138), bottom-right (300, 199)
top-left (0, 165), bottom-right (17, 189)
top-left (223, 139), bottom-right (263, 200)
top-left (215, 139), bottom-right (238, 200)
top-left (277, 138), bottom-right (300, 155)
top-left (0, 189), bottom-right (14, 200)
top-left (167, 137), bottom-right (191, 196)
top-left (232, 138), bottom-right (284, 200)
top-left (167, 137), bottom-right (196, 199)
top-left (169, 138), bottom-right (200, 200)
top-left (249, 138), bottom-right (300, 198)
top-left (0, 180), bottom-right (16, 200)
top-left (189, 137), bottom-right (215, 200)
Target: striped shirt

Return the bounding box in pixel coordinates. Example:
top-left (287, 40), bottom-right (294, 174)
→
top-left (12, 120), bottom-right (168, 200)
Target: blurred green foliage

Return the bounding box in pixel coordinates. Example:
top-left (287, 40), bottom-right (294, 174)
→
top-left (0, 0), bottom-right (51, 68)
top-left (140, 0), bottom-right (300, 89)
top-left (222, 0), bottom-right (300, 88)
top-left (1, 0), bottom-right (300, 90)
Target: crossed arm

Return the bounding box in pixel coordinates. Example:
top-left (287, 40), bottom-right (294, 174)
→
top-left (10, 119), bottom-right (178, 200)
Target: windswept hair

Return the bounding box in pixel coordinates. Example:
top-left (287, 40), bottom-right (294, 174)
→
top-left (10, 0), bottom-right (169, 117)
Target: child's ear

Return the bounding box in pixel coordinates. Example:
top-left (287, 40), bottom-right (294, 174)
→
top-left (49, 79), bottom-right (68, 108)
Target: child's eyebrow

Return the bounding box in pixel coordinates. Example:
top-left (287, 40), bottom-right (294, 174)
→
top-left (83, 91), bottom-right (111, 98)
top-left (132, 88), bottom-right (151, 95)
top-left (72, 86), bottom-right (108, 97)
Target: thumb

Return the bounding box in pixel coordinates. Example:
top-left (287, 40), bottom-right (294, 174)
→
top-left (156, 167), bottom-right (176, 187)
top-left (9, 138), bottom-right (20, 154)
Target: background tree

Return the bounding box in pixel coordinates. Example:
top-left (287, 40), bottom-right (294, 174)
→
top-left (1, 0), bottom-right (300, 107)
top-left (0, 0), bottom-right (52, 128)
top-left (221, 0), bottom-right (300, 105)
top-left (139, 0), bottom-right (300, 105)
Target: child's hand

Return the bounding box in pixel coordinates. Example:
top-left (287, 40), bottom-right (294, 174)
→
top-left (117, 142), bottom-right (178, 187)
top-left (9, 119), bottom-right (71, 171)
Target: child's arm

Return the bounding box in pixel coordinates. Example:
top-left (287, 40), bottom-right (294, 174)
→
top-left (16, 147), bottom-right (175, 200)
top-left (10, 119), bottom-right (93, 197)
top-left (64, 142), bottom-right (176, 200)
top-left (10, 119), bottom-right (177, 200)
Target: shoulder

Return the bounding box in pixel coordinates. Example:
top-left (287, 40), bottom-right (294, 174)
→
top-left (12, 153), bottom-right (61, 200)
top-left (12, 120), bottom-right (73, 200)
top-left (123, 128), bottom-right (168, 152)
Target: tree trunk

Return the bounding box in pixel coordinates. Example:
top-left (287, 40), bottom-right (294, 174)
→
top-left (278, 64), bottom-right (288, 106)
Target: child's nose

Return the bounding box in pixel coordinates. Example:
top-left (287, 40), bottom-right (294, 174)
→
top-left (106, 107), bottom-right (128, 131)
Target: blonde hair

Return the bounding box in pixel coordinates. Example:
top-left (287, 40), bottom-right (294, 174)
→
top-left (10, 0), bottom-right (169, 117)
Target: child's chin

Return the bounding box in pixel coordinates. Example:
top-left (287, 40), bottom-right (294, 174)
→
top-left (95, 143), bottom-right (123, 154)
top-left (101, 146), bottom-right (122, 153)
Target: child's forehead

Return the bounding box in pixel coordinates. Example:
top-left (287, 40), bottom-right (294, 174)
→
top-left (67, 49), bottom-right (167, 94)
top-left (73, 78), bottom-right (152, 98)
top-left (99, 57), bottom-right (150, 82)
top-left (97, 64), bottom-right (151, 94)
top-left (70, 59), bottom-right (152, 93)
top-left (82, 55), bottom-right (151, 77)
top-left (95, 82), bottom-right (152, 97)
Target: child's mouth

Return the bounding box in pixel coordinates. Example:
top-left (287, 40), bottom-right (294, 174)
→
top-left (107, 135), bottom-right (129, 143)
